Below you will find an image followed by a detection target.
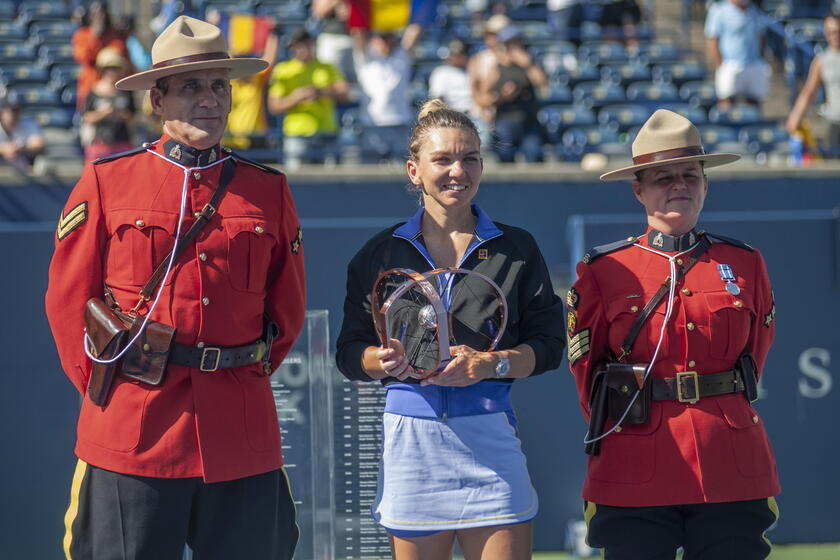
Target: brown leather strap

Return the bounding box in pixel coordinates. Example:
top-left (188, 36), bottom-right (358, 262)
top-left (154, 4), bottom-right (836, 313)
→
top-left (633, 146), bottom-right (705, 164)
top-left (170, 339), bottom-right (265, 373)
top-left (618, 234), bottom-right (712, 360)
top-left (138, 158), bottom-right (236, 302)
top-left (153, 52), bottom-right (230, 69)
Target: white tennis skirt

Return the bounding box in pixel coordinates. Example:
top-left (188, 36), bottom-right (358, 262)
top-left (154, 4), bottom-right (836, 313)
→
top-left (372, 411), bottom-right (539, 532)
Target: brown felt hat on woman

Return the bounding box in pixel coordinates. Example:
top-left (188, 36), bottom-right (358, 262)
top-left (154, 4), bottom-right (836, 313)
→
top-left (599, 109), bottom-right (741, 181)
top-left (116, 16), bottom-right (268, 91)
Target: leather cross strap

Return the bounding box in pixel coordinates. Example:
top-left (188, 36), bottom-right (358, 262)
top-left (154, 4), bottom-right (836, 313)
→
top-left (652, 369), bottom-right (744, 402)
top-left (618, 234), bottom-right (712, 361)
top-left (138, 158), bottom-right (236, 303)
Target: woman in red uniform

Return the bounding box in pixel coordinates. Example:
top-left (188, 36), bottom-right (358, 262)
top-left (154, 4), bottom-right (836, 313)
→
top-left (568, 109), bottom-right (780, 559)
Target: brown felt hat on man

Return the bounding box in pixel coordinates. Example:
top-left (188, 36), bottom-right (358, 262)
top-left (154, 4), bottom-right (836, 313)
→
top-left (599, 109), bottom-right (741, 181)
top-left (116, 15), bottom-right (268, 91)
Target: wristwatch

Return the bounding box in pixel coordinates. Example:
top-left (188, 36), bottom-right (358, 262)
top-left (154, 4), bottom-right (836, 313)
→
top-left (494, 354), bottom-right (510, 379)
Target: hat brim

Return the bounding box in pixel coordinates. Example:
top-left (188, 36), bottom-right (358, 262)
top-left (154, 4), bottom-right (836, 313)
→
top-left (599, 152), bottom-right (741, 181)
top-left (116, 57), bottom-right (268, 91)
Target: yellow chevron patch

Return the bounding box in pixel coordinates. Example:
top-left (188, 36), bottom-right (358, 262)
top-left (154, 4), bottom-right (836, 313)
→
top-left (57, 202), bottom-right (87, 241)
top-left (568, 328), bottom-right (591, 364)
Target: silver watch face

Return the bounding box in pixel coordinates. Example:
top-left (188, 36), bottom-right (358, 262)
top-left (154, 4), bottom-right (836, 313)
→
top-left (495, 356), bottom-right (510, 377)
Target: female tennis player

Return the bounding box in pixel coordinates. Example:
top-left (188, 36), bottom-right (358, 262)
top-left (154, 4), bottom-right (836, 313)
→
top-left (336, 99), bottom-right (565, 560)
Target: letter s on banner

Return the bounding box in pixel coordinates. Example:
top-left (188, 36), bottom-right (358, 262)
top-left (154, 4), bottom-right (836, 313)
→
top-left (798, 348), bottom-right (832, 399)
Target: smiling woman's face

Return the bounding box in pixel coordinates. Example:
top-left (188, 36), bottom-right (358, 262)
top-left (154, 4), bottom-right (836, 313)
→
top-left (632, 161), bottom-right (708, 234)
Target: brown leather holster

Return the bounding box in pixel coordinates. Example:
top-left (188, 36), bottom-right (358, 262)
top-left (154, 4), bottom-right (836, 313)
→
top-left (84, 297), bottom-right (176, 406)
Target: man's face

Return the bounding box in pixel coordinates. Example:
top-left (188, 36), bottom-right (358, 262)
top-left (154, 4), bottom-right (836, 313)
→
top-left (150, 68), bottom-right (231, 150)
top-left (0, 107), bottom-right (20, 130)
top-left (291, 39), bottom-right (315, 63)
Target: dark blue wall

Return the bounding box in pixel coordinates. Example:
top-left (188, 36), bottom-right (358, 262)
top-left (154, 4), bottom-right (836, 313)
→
top-left (1, 176), bottom-right (838, 557)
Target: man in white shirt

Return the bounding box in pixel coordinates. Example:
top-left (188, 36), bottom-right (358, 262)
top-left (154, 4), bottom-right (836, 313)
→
top-left (353, 24), bottom-right (421, 163)
top-left (0, 92), bottom-right (45, 172)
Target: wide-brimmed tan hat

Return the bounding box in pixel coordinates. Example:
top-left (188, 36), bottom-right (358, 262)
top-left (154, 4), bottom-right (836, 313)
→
top-left (116, 16), bottom-right (268, 91)
top-left (484, 14), bottom-right (511, 34)
top-left (599, 109), bottom-right (740, 181)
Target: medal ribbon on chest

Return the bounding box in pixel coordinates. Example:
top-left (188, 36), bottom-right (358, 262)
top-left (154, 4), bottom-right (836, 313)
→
top-left (717, 263), bottom-right (741, 295)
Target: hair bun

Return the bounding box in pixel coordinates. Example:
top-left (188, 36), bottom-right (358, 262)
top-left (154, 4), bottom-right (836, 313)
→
top-left (417, 99), bottom-right (449, 120)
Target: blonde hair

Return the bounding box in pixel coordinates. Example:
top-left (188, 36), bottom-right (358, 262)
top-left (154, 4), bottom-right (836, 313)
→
top-left (407, 99), bottom-right (480, 162)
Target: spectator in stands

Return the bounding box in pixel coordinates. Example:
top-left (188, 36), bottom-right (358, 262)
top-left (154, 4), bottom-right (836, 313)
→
top-left (81, 47), bottom-right (136, 162)
top-left (117, 16), bottom-right (151, 72)
top-left (548, 0), bottom-right (584, 46)
top-left (600, 0), bottom-right (643, 51)
top-left (705, 0), bottom-right (770, 110)
top-left (469, 14), bottom-right (510, 144)
top-left (428, 38), bottom-right (472, 115)
top-left (269, 28), bottom-right (349, 168)
top-left (72, 1), bottom-right (128, 111)
top-left (786, 13), bottom-right (840, 158)
top-left (0, 91), bottom-right (45, 172)
top-left (352, 24), bottom-right (422, 163)
top-left (489, 24), bottom-right (548, 163)
top-left (312, 0), bottom-right (356, 81)
top-left (227, 29), bottom-right (279, 150)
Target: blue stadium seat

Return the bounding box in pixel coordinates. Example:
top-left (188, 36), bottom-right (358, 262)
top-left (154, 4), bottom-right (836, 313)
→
top-left (579, 21), bottom-right (603, 42)
top-left (0, 21), bottom-right (26, 42)
top-left (39, 44), bottom-right (75, 65)
top-left (555, 63), bottom-right (601, 87)
top-left (652, 61), bottom-right (706, 86)
top-left (738, 124), bottom-right (789, 153)
top-left (658, 103), bottom-right (708, 125)
top-left (699, 125), bottom-right (739, 146)
top-left (0, 65), bottom-right (50, 87)
top-left (578, 41), bottom-right (629, 66)
top-left (31, 21), bottom-right (76, 44)
top-left (50, 64), bottom-right (81, 87)
top-left (60, 87), bottom-right (77, 107)
top-left (25, 107), bottom-right (74, 128)
top-left (12, 87), bottom-right (60, 107)
top-left (518, 20), bottom-right (553, 40)
top-left (538, 104), bottom-right (597, 143)
top-left (600, 62), bottom-right (651, 87)
top-left (708, 105), bottom-right (763, 127)
top-left (2, 43), bottom-right (37, 62)
top-left (598, 103), bottom-right (653, 132)
top-left (561, 125), bottom-right (622, 151)
top-left (634, 42), bottom-right (680, 65)
top-left (0, 0), bottom-right (15, 19)
top-left (679, 80), bottom-right (717, 109)
top-left (20, 2), bottom-right (70, 21)
top-left (572, 81), bottom-right (626, 109)
top-left (539, 81), bottom-right (573, 106)
top-left (625, 81), bottom-right (681, 105)
top-left (785, 19), bottom-right (825, 43)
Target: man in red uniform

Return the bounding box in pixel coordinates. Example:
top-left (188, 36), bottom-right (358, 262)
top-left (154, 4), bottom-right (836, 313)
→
top-left (568, 109), bottom-right (780, 559)
top-left (46, 16), bottom-right (306, 559)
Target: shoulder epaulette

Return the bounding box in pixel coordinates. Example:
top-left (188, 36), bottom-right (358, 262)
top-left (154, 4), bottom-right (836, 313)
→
top-left (92, 145), bottom-right (149, 164)
top-left (228, 150), bottom-right (282, 174)
top-left (581, 237), bottom-right (637, 264)
top-left (702, 231), bottom-right (754, 252)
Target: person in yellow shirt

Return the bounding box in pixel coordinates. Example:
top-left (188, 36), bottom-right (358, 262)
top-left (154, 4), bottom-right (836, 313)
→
top-left (268, 28), bottom-right (350, 168)
top-left (226, 30), bottom-right (279, 150)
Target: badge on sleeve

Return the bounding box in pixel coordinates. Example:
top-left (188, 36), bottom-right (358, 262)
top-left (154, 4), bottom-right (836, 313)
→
top-left (566, 287), bottom-right (579, 310)
top-left (567, 311), bottom-right (577, 334)
top-left (763, 290), bottom-right (776, 327)
top-left (290, 227), bottom-right (303, 254)
top-left (568, 328), bottom-right (590, 365)
top-left (57, 201), bottom-right (88, 241)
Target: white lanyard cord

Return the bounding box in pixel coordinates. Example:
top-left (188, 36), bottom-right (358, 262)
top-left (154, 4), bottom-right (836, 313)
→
top-left (583, 242), bottom-right (697, 444)
top-left (83, 154), bottom-right (231, 364)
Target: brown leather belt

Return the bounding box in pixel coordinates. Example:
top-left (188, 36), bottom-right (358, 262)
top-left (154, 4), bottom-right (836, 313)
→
top-left (170, 340), bottom-right (266, 372)
top-left (653, 370), bottom-right (744, 403)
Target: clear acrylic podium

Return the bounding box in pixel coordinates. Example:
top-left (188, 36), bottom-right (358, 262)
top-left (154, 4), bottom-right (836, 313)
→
top-left (271, 310), bottom-right (391, 560)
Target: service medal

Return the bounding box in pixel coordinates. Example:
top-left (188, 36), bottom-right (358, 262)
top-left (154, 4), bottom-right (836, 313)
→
top-left (717, 264), bottom-right (741, 295)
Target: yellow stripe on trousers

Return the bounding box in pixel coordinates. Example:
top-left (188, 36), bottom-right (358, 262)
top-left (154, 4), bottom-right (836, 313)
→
top-left (63, 459), bottom-right (88, 560)
top-left (763, 496), bottom-right (780, 548)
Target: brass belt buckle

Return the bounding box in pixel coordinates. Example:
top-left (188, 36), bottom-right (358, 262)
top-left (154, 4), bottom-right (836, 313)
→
top-left (676, 371), bottom-right (700, 403)
top-left (200, 347), bottom-right (222, 372)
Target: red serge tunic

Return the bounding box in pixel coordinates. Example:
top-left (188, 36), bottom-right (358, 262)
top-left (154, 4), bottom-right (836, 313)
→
top-left (568, 228), bottom-right (780, 506)
top-left (45, 137), bottom-right (306, 483)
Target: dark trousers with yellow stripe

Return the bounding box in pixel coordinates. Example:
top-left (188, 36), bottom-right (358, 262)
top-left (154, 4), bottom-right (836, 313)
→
top-left (584, 498), bottom-right (779, 560)
top-left (63, 461), bottom-right (298, 560)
